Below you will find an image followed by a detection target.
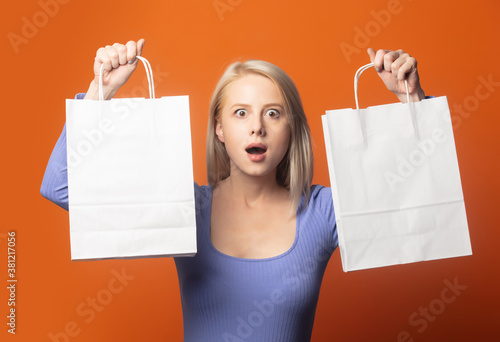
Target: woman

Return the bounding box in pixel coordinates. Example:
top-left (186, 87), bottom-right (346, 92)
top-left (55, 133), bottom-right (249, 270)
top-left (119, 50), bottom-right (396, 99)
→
top-left (41, 39), bottom-right (426, 341)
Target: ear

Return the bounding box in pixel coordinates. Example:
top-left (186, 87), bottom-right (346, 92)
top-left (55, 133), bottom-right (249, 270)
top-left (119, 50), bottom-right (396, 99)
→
top-left (215, 119), bottom-right (225, 143)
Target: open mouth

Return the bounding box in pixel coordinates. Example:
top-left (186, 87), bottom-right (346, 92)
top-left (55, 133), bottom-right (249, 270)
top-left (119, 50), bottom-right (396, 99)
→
top-left (246, 146), bottom-right (267, 155)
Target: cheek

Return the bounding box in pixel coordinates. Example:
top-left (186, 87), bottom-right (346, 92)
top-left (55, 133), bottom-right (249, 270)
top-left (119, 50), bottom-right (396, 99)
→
top-left (276, 127), bottom-right (291, 157)
top-left (281, 124), bottom-right (291, 147)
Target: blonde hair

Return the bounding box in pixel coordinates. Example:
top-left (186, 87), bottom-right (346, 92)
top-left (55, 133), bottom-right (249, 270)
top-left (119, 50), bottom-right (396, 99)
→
top-left (206, 60), bottom-right (314, 211)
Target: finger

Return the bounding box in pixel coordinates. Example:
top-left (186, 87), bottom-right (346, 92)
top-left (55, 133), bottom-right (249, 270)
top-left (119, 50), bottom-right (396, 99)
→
top-left (112, 43), bottom-right (128, 66)
top-left (366, 48), bottom-right (376, 63)
top-left (104, 45), bottom-right (120, 69)
top-left (383, 51), bottom-right (400, 72)
top-left (136, 38), bottom-right (145, 56)
top-left (95, 47), bottom-right (112, 72)
top-left (125, 40), bottom-right (138, 64)
top-left (397, 57), bottom-right (418, 82)
top-left (373, 49), bottom-right (391, 72)
top-left (390, 52), bottom-right (409, 80)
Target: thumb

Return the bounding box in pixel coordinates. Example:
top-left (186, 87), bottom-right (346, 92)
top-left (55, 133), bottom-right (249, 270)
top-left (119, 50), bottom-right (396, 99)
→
top-left (366, 48), bottom-right (376, 63)
top-left (136, 38), bottom-right (145, 56)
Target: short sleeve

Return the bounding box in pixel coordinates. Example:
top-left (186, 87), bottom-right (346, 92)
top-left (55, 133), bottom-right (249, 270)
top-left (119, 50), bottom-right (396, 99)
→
top-left (309, 185), bottom-right (338, 249)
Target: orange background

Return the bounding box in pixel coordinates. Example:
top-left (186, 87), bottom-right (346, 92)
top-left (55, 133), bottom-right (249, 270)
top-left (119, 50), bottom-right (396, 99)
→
top-left (2, 0), bottom-right (499, 341)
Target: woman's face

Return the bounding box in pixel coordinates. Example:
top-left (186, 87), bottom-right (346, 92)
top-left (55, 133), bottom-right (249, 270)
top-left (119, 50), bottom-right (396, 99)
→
top-left (216, 74), bottom-right (291, 180)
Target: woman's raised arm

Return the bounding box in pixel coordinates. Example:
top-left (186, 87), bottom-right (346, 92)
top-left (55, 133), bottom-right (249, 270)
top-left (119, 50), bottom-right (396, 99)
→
top-left (40, 39), bottom-right (145, 209)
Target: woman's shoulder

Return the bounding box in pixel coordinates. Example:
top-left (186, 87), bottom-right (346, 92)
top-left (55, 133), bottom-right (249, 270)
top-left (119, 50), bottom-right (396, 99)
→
top-left (194, 182), bottom-right (211, 192)
top-left (308, 184), bottom-right (333, 205)
top-left (299, 184), bottom-right (337, 247)
top-left (302, 184), bottom-right (335, 222)
top-left (194, 182), bottom-right (213, 209)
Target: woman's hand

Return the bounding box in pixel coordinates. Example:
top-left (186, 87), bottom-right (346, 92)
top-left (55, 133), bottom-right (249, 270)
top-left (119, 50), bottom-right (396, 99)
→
top-left (84, 39), bottom-right (146, 100)
top-left (367, 48), bottom-right (425, 103)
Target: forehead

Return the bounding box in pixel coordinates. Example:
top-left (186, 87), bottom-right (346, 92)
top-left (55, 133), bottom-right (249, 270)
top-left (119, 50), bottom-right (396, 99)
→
top-left (223, 73), bottom-right (284, 107)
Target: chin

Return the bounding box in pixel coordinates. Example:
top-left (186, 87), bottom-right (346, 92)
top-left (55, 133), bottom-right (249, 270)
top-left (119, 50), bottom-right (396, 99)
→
top-left (231, 164), bottom-right (277, 179)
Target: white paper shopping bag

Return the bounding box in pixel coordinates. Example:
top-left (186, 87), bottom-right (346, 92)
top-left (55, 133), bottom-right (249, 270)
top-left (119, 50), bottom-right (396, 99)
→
top-left (322, 63), bottom-right (472, 272)
top-left (66, 56), bottom-right (196, 261)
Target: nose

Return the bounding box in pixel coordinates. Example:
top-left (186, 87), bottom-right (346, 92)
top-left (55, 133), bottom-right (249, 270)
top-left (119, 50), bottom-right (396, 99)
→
top-left (250, 114), bottom-right (265, 136)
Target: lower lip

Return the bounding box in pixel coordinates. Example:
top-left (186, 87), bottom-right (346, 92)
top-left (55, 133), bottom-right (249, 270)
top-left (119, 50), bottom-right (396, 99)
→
top-left (247, 152), bottom-right (266, 162)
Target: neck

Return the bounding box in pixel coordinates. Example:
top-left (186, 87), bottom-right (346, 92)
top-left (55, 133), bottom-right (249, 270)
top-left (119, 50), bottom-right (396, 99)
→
top-left (221, 167), bottom-right (283, 207)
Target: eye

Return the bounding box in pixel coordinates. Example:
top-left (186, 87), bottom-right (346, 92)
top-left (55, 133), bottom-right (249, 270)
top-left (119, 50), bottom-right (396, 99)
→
top-left (235, 109), bottom-right (247, 117)
top-left (266, 109), bottom-right (280, 118)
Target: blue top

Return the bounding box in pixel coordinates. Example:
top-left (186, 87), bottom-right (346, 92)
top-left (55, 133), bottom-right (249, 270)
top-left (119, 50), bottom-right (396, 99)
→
top-left (40, 94), bottom-right (338, 342)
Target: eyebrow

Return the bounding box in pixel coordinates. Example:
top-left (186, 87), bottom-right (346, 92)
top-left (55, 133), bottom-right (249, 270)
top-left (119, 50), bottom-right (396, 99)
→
top-left (230, 103), bottom-right (285, 109)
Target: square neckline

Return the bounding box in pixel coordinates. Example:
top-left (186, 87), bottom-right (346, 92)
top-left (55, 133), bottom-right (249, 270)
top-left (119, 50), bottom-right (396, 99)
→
top-left (206, 184), bottom-right (301, 262)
